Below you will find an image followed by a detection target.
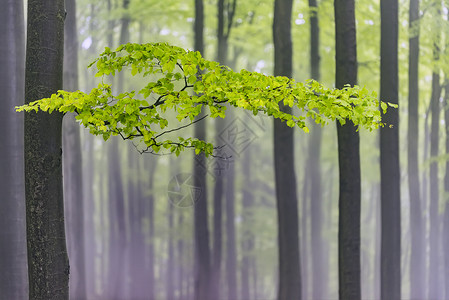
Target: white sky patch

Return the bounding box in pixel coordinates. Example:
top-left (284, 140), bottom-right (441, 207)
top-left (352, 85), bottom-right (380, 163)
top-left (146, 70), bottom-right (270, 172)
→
top-left (187, 17), bottom-right (194, 23)
top-left (254, 60), bottom-right (266, 73)
top-left (160, 28), bottom-right (171, 36)
top-left (364, 20), bottom-right (374, 25)
top-left (295, 13), bottom-right (305, 25)
top-left (82, 37), bottom-right (92, 50)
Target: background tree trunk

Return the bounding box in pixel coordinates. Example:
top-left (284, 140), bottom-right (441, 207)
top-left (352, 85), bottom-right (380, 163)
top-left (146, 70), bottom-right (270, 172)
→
top-left (193, 1), bottom-right (212, 299)
top-left (428, 37), bottom-right (441, 300)
top-left (334, 0), bottom-right (361, 298)
top-left (62, 0), bottom-right (86, 298)
top-left (0, 0), bottom-right (27, 298)
top-left (273, 0), bottom-right (302, 299)
top-left (24, 0), bottom-right (69, 298)
top-left (407, 0), bottom-right (425, 298)
top-left (443, 78), bottom-right (449, 300)
top-left (380, 0), bottom-right (401, 298)
top-left (308, 0), bottom-right (327, 298)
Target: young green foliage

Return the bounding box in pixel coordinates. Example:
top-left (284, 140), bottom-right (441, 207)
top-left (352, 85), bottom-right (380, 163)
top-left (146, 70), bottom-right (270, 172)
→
top-left (17, 42), bottom-right (395, 156)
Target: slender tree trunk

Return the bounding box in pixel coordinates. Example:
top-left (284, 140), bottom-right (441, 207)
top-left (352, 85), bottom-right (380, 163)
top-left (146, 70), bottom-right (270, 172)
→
top-left (334, 0), bottom-right (361, 298)
top-left (428, 44), bottom-right (441, 300)
top-left (62, 0), bottom-right (86, 298)
top-left (308, 0), bottom-right (327, 298)
top-left (106, 138), bottom-right (126, 300)
top-left (211, 3), bottom-right (226, 297)
top-left (167, 194), bottom-right (175, 300)
top-left (146, 157), bottom-right (157, 299)
top-left (24, 0), bottom-right (69, 298)
top-left (443, 78), bottom-right (449, 300)
top-left (127, 151), bottom-right (148, 299)
top-left (301, 164), bottom-right (310, 300)
top-left (380, 0), bottom-right (401, 298)
top-left (241, 143), bottom-right (255, 300)
top-left (407, 0), bottom-right (424, 298)
top-left (273, 1), bottom-right (302, 299)
top-left (193, 1), bottom-right (211, 299)
top-left (106, 1), bottom-right (129, 297)
top-left (0, 1), bottom-right (27, 298)
top-left (82, 5), bottom-right (98, 297)
top-left (225, 160), bottom-right (238, 300)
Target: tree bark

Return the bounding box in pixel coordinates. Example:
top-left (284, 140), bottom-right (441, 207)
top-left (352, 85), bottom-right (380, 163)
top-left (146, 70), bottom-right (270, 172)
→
top-left (0, 0), bottom-right (28, 298)
top-left (273, 0), bottom-right (302, 299)
top-left (380, 0), bottom-right (401, 298)
top-left (334, 0), bottom-right (361, 298)
top-left (24, 0), bottom-right (69, 298)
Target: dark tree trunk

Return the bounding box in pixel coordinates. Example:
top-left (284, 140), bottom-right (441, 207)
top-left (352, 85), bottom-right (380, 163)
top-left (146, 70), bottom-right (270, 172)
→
top-left (334, 0), bottom-right (361, 298)
top-left (62, 0), bottom-right (86, 298)
top-left (24, 0), bottom-right (68, 298)
top-left (380, 0), bottom-right (401, 298)
top-left (308, 0), bottom-right (327, 298)
top-left (193, 1), bottom-right (211, 299)
top-left (0, 1), bottom-right (27, 298)
top-left (407, 0), bottom-right (424, 298)
top-left (273, 0), bottom-right (302, 299)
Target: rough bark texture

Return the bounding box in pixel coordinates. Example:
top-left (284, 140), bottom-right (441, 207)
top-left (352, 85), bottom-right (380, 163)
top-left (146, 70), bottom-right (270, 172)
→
top-left (407, 0), bottom-right (424, 298)
top-left (62, 0), bottom-right (86, 298)
top-left (0, 1), bottom-right (28, 298)
top-left (24, 0), bottom-right (69, 299)
top-left (380, 0), bottom-right (401, 298)
top-left (334, 0), bottom-right (361, 299)
top-left (193, 1), bottom-right (211, 299)
top-left (273, 0), bottom-right (302, 299)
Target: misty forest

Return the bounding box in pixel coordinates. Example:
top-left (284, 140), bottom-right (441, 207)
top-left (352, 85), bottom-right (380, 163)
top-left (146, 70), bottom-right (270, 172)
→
top-left (2, 0), bottom-right (449, 299)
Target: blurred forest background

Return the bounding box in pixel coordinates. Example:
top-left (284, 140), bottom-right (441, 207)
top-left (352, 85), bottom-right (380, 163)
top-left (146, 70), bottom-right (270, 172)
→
top-left (2, 0), bottom-right (449, 299)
